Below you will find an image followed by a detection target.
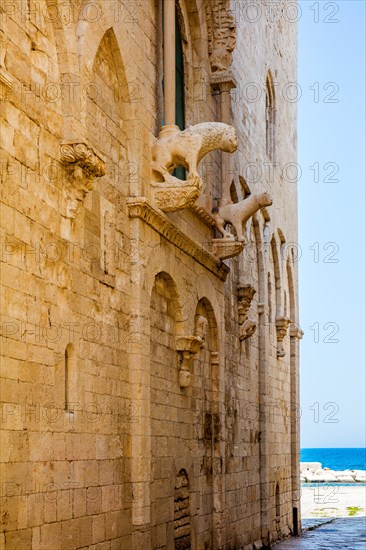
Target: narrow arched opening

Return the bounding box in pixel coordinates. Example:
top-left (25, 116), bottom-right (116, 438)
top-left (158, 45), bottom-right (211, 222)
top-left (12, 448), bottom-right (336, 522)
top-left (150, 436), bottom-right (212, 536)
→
top-left (266, 70), bottom-right (276, 160)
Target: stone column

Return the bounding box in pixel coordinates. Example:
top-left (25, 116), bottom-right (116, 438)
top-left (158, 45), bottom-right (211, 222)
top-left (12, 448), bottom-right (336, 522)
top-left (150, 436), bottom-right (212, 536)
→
top-left (128, 217), bottom-right (152, 548)
top-left (163, 0), bottom-right (176, 125)
top-left (257, 301), bottom-right (270, 545)
top-left (290, 324), bottom-right (303, 535)
top-left (211, 351), bottom-right (223, 549)
top-left (211, 76), bottom-right (236, 203)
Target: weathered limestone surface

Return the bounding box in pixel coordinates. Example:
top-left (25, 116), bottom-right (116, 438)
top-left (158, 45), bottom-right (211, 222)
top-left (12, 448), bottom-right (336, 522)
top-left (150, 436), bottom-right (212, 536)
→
top-left (0, 1), bottom-right (300, 548)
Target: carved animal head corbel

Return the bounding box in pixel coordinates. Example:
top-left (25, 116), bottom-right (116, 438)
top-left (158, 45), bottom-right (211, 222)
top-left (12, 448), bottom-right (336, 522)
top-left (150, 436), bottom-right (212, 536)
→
top-left (237, 285), bottom-right (257, 341)
top-left (276, 317), bottom-right (291, 357)
top-left (176, 335), bottom-right (204, 388)
top-left (60, 142), bottom-right (106, 219)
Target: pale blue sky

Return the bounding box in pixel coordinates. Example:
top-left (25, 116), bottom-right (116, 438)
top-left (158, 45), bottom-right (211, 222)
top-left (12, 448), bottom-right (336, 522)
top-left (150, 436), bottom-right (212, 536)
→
top-left (298, 1), bottom-right (365, 448)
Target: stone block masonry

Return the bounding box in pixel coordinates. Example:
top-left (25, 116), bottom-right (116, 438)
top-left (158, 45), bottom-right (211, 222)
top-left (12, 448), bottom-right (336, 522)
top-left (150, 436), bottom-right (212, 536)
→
top-left (0, 1), bottom-right (301, 548)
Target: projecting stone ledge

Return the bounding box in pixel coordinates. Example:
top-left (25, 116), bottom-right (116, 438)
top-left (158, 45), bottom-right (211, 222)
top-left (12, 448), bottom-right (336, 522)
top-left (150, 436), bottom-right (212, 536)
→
top-left (127, 198), bottom-right (230, 281)
top-left (210, 238), bottom-right (245, 260)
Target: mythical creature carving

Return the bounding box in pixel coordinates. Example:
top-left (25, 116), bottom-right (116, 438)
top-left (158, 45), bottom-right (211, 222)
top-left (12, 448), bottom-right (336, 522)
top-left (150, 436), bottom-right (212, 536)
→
top-left (151, 123), bottom-right (238, 212)
top-left (60, 142), bottom-right (106, 219)
top-left (205, 0), bottom-right (236, 74)
top-left (212, 192), bottom-right (273, 241)
top-left (238, 285), bottom-right (257, 341)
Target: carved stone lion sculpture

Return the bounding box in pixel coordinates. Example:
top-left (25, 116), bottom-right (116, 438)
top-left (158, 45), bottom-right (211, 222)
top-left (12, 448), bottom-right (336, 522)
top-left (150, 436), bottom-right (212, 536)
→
top-left (212, 192), bottom-right (273, 241)
top-left (151, 123), bottom-right (238, 211)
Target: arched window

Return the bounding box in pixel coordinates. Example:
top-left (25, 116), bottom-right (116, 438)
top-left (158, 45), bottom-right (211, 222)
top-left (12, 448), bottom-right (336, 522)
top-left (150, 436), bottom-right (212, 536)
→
top-left (266, 71), bottom-right (276, 160)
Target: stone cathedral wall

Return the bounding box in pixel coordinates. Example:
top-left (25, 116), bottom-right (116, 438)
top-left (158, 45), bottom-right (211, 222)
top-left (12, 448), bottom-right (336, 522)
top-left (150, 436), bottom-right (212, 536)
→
top-left (0, 1), bottom-right (300, 549)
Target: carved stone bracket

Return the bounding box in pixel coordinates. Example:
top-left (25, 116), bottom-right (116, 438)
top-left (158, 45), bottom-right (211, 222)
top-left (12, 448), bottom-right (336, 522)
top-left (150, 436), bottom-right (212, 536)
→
top-left (176, 336), bottom-right (204, 388)
top-left (60, 141), bottom-right (106, 219)
top-left (290, 324), bottom-right (304, 340)
top-left (151, 123), bottom-right (237, 212)
top-left (276, 317), bottom-right (291, 357)
top-left (211, 238), bottom-right (245, 260)
top-left (238, 285), bottom-right (257, 341)
top-left (127, 198), bottom-right (230, 281)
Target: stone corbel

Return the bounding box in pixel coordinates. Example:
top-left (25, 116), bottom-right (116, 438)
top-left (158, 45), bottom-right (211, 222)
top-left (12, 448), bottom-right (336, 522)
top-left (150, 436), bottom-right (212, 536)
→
top-left (211, 239), bottom-right (245, 260)
top-left (276, 317), bottom-right (291, 357)
top-left (238, 285), bottom-right (257, 341)
top-left (60, 141), bottom-right (106, 219)
top-left (150, 122), bottom-right (238, 212)
top-left (176, 336), bottom-right (204, 388)
top-left (290, 325), bottom-right (304, 340)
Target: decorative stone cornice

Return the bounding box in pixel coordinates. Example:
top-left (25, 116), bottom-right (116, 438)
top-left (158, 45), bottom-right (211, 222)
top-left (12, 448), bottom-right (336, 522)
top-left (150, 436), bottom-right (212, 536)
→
top-left (290, 324), bottom-right (304, 340)
top-left (0, 67), bottom-right (12, 88)
top-left (127, 198), bottom-right (230, 281)
top-left (211, 238), bottom-right (245, 260)
top-left (176, 335), bottom-right (204, 388)
top-left (189, 204), bottom-right (217, 227)
top-left (276, 317), bottom-right (291, 358)
top-left (238, 284), bottom-right (257, 341)
top-left (60, 141), bottom-right (106, 219)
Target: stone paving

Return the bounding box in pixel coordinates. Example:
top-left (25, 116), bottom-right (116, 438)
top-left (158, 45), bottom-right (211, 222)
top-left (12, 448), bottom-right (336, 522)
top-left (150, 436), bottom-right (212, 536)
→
top-left (273, 517), bottom-right (366, 549)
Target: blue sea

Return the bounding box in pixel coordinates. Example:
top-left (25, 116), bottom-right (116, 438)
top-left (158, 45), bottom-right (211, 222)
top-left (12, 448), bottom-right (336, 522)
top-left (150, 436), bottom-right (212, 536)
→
top-left (301, 448), bottom-right (366, 471)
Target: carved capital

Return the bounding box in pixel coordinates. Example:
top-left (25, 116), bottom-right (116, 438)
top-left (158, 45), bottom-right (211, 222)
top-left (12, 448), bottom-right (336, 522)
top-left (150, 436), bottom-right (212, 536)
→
top-left (210, 72), bottom-right (237, 93)
top-left (176, 335), bottom-right (204, 388)
top-left (276, 317), bottom-right (291, 358)
top-left (290, 324), bottom-right (304, 340)
top-left (60, 142), bottom-right (106, 219)
top-left (60, 142), bottom-right (106, 177)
